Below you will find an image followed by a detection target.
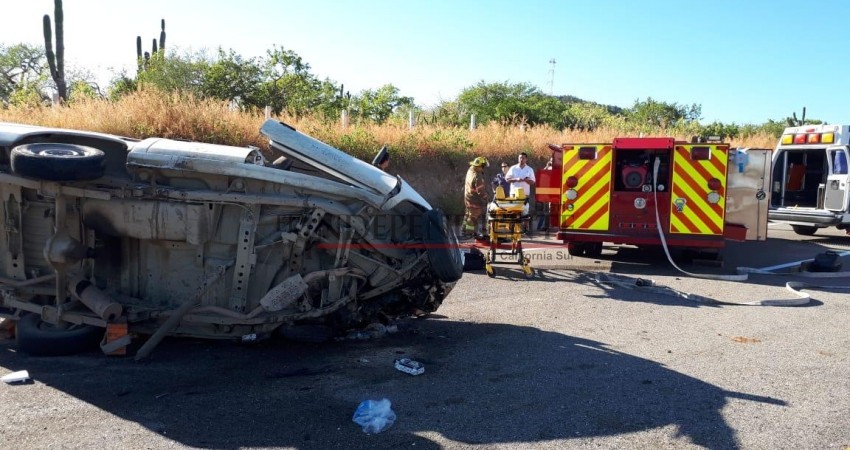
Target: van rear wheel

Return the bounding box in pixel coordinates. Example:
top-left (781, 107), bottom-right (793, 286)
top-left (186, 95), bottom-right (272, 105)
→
top-left (791, 225), bottom-right (818, 236)
top-left (11, 143), bottom-right (106, 181)
top-left (15, 313), bottom-right (103, 356)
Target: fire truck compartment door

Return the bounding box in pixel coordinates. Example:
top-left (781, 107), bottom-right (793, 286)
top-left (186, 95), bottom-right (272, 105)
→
top-left (561, 144), bottom-right (612, 231)
top-left (725, 148), bottom-right (771, 240)
top-left (669, 144), bottom-right (728, 235)
top-left (824, 147), bottom-right (849, 212)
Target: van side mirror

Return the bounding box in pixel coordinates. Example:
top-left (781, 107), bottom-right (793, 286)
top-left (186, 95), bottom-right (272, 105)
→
top-left (372, 145), bottom-right (389, 169)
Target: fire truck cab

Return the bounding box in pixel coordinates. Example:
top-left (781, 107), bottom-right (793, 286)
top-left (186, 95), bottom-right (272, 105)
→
top-left (539, 138), bottom-right (771, 257)
top-left (768, 124), bottom-right (850, 235)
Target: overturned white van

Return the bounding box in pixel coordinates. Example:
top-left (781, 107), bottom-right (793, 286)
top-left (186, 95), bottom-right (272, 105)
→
top-left (0, 119), bottom-right (463, 357)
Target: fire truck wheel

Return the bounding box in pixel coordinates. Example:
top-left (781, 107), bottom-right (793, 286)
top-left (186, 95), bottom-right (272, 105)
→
top-left (566, 243), bottom-right (585, 257)
top-left (11, 143), bottom-right (106, 181)
top-left (585, 243), bottom-right (603, 258)
top-left (15, 313), bottom-right (103, 356)
top-left (791, 225), bottom-right (818, 236)
top-left (424, 209), bottom-right (464, 283)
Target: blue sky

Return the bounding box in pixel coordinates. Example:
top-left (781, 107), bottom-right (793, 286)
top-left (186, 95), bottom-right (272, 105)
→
top-left (2, 0), bottom-right (848, 124)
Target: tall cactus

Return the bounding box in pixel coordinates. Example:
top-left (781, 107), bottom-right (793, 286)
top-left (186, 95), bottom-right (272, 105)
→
top-left (43, 0), bottom-right (67, 102)
top-left (136, 36), bottom-right (143, 73)
top-left (135, 19), bottom-right (166, 75)
top-left (159, 19), bottom-right (166, 51)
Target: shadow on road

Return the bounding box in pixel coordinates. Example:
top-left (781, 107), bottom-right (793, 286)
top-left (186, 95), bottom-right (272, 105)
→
top-left (0, 317), bottom-right (783, 449)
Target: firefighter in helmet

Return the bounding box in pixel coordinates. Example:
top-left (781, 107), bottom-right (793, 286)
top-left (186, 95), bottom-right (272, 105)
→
top-left (463, 156), bottom-right (490, 238)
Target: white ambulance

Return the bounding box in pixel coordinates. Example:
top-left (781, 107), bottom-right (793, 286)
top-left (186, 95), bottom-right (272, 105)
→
top-left (769, 124), bottom-right (850, 235)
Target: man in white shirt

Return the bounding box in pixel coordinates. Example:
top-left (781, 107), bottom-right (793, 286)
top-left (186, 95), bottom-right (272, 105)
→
top-left (506, 152), bottom-right (536, 198)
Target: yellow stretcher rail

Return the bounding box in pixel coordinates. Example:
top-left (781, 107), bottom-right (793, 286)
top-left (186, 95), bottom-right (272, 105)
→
top-left (483, 187), bottom-right (533, 278)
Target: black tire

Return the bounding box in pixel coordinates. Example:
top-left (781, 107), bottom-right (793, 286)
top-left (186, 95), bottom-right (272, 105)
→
top-left (791, 225), bottom-right (818, 236)
top-left (585, 242), bottom-right (603, 258)
top-left (11, 143), bottom-right (106, 181)
top-left (566, 242), bottom-right (585, 256)
top-left (424, 209), bottom-right (464, 283)
top-left (276, 324), bottom-right (336, 343)
top-left (15, 313), bottom-right (103, 356)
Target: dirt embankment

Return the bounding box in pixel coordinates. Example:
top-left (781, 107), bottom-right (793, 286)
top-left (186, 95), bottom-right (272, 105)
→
top-left (394, 153), bottom-right (550, 219)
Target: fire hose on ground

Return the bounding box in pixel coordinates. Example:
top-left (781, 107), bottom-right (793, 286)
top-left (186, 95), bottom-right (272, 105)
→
top-left (618, 157), bottom-right (850, 306)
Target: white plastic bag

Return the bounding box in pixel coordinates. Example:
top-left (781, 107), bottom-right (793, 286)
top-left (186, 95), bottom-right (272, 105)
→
top-left (352, 398), bottom-right (397, 434)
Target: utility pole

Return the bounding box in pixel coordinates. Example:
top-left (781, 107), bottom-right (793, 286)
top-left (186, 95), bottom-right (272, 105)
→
top-left (548, 58), bottom-right (556, 95)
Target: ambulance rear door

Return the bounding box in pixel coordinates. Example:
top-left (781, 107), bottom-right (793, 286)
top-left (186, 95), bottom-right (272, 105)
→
top-left (823, 146), bottom-right (849, 212)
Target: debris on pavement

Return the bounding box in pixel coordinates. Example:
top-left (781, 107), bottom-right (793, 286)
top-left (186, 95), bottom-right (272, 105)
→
top-left (394, 358), bottom-right (425, 376)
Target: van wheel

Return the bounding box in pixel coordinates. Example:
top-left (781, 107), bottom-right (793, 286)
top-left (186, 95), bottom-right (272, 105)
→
top-left (791, 225), bottom-right (818, 236)
top-left (15, 313), bottom-right (103, 356)
top-left (276, 324), bottom-right (336, 343)
top-left (11, 143), bottom-right (106, 181)
top-left (424, 209), bottom-right (464, 283)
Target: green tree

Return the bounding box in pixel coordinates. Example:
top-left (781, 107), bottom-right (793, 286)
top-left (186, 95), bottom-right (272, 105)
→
top-left (136, 49), bottom-right (208, 94)
top-left (8, 76), bottom-right (48, 108)
top-left (67, 79), bottom-right (98, 102)
top-left (628, 97), bottom-right (701, 127)
top-left (107, 70), bottom-right (137, 101)
top-left (350, 84), bottom-right (413, 124)
top-left (0, 43), bottom-right (46, 105)
top-left (310, 78), bottom-right (348, 121)
top-left (701, 121), bottom-right (740, 140)
top-left (255, 45), bottom-right (319, 116)
top-left (456, 81), bottom-right (566, 128)
top-left (562, 102), bottom-right (614, 131)
top-left (199, 48), bottom-right (263, 108)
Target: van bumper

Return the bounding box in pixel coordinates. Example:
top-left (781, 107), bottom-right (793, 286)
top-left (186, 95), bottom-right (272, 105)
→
top-left (768, 208), bottom-right (844, 226)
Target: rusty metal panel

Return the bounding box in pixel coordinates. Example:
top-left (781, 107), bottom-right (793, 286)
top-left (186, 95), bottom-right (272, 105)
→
top-left (725, 148), bottom-right (771, 240)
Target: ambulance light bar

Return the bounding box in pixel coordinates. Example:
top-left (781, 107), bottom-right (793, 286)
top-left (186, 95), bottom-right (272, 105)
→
top-left (782, 132), bottom-right (835, 145)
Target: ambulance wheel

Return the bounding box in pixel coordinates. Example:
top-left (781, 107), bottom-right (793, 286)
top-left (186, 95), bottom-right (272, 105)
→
top-left (791, 225), bottom-right (818, 236)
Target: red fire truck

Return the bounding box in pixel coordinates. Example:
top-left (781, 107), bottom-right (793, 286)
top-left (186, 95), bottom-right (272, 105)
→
top-left (536, 137), bottom-right (771, 257)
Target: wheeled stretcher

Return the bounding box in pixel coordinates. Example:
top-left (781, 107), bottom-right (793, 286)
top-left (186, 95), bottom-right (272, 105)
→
top-left (480, 186), bottom-right (533, 278)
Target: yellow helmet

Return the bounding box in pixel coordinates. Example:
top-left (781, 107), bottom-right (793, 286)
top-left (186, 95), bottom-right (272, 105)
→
top-left (470, 156), bottom-right (489, 167)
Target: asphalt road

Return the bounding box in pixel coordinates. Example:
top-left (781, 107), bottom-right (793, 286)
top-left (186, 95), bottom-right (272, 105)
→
top-left (1, 224), bottom-right (849, 449)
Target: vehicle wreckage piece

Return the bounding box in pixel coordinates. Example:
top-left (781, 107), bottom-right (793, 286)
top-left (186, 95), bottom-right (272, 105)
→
top-left (0, 119), bottom-right (463, 357)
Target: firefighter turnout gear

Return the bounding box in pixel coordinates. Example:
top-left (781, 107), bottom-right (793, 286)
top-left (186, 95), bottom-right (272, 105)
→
top-left (463, 160), bottom-right (490, 235)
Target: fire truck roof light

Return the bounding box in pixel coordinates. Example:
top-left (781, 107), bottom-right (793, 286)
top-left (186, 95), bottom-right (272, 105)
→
top-left (807, 133), bottom-right (821, 144)
top-left (690, 146), bottom-right (711, 160)
top-left (822, 132), bottom-right (835, 144)
top-left (578, 147), bottom-right (597, 160)
top-left (793, 134), bottom-right (807, 144)
top-left (781, 134), bottom-right (793, 145)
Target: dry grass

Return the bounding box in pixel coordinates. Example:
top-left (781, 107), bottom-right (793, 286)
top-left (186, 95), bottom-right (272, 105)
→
top-left (0, 89), bottom-right (781, 214)
top-left (0, 89), bottom-right (779, 160)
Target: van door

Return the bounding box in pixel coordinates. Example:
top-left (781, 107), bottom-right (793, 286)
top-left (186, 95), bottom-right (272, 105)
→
top-left (823, 147), bottom-right (849, 211)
